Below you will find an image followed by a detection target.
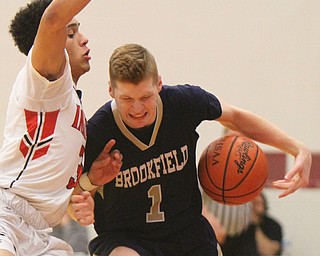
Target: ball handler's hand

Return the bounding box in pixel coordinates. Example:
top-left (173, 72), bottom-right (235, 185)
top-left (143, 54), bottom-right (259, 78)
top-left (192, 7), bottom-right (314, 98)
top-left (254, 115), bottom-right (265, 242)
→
top-left (70, 191), bottom-right (94, 226)
top-left (88, 139), bottom-right (123, 186)
top-left (272, 145), bottom-right (311, 198)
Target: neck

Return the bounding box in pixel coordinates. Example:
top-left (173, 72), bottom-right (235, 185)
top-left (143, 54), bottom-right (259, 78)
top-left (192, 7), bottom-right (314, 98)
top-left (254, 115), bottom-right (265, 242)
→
top-left (72, 74), bottom-right (79, 85)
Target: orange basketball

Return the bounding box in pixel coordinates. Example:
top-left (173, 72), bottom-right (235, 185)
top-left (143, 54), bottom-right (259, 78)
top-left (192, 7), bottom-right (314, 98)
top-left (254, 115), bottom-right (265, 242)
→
top-left (198, 135), bottom-right (269, 205)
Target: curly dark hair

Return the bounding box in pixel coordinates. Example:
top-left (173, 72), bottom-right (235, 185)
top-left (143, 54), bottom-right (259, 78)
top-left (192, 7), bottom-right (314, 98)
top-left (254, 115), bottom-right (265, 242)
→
top-left (9, 0), bottom-right (53, 56)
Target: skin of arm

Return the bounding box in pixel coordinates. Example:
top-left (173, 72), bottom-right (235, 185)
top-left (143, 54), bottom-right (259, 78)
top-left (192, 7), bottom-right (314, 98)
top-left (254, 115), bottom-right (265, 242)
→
top-left (32, 0), bottom-right (91, 81)
top-left (68, 139), bottom-right (123, 224)
top-left (31, 0), bottom-right (92, 224)
top-left (217, 101), bottom-right (311, 198)
top-left (255, 226), bottom-right (281, 255)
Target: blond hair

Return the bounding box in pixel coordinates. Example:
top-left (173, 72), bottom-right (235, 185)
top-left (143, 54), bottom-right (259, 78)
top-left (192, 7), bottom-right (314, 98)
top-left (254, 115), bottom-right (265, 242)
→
top-left (109, 43), bottom-right (159, 87)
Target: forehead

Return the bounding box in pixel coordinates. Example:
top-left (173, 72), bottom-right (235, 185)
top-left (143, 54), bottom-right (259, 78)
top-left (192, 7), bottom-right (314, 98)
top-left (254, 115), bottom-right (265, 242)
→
top-left (115, 78), bottom-right (156, 96)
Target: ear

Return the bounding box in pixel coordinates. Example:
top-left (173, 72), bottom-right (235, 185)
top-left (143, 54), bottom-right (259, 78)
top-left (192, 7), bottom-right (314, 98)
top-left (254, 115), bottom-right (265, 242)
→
top-left (108, 81), bottom-right (114, 98)
top-left (156, 75), bottom-right (163, 93)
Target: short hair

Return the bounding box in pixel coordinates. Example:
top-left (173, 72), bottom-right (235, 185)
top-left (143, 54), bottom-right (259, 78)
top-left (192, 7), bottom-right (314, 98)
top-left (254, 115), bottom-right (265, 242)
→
top-left (9, 0), bottom-right (53, 56)
top-left (109, 43), bottom-right (159, 87)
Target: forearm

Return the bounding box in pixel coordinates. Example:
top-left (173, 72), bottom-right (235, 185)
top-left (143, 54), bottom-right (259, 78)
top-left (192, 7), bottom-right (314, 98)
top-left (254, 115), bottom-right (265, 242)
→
top-left (219, 104), bottom-right (306, 157)
top-left (44, 0), bottom-right (91, 28)
top-left (33, 0), bottom-right (91, 79)
top-left (255, 227), bottom-right (281, 255)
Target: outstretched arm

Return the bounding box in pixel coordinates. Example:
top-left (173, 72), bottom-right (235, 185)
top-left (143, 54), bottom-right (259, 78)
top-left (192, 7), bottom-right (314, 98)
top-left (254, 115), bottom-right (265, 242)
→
top-left (32, 0), bottom-right (91, 80)
top-left (217, 101), bottom-right (311, 198)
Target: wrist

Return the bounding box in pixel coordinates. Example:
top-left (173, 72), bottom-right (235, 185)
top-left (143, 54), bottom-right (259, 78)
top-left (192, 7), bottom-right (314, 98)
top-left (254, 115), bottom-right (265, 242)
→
top-left (79, 172), bottom-right (98, 191)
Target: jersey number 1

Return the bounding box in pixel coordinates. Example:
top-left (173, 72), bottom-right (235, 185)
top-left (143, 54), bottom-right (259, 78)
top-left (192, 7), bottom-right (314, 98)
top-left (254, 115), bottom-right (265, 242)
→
top-left (146, 184), bottom-right (165, 223)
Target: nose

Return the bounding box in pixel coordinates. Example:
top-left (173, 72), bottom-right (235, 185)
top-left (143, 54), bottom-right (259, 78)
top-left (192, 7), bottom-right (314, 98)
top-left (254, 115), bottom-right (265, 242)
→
top-left (79, 32), bottom-right (89, 46)
top-left (132, 100), bottom-right (144, 113)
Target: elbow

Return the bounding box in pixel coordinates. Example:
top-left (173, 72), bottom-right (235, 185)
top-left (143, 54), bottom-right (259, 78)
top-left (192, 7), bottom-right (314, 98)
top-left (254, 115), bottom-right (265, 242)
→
top-left (41, 4), bottom-right (67, 31)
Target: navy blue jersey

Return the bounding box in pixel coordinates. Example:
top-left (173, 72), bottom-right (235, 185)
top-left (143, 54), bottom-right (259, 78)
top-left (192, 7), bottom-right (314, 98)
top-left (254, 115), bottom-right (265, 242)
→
top-left (85, 84), bottom-right (222, 239)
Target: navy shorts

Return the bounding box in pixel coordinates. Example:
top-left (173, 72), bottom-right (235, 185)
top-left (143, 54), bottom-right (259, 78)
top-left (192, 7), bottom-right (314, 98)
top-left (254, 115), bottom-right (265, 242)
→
top-left (89, 215), bottom-right (219, 256)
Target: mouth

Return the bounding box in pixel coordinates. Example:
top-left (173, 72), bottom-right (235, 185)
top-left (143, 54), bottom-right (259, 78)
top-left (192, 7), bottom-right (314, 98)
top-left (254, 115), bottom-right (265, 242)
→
top-left (129, 112), bottom-right (148, 122)
top-left (84, 49), bottom-right (91, 61)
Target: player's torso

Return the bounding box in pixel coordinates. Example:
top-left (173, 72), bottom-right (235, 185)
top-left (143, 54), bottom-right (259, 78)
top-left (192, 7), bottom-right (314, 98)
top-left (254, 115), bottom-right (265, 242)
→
top-left (0, 54), bottom-right (86, 226)
top-left (93, 90), bottom-right (205, 237)
top-left (0, 91), bottom-right (86, 225)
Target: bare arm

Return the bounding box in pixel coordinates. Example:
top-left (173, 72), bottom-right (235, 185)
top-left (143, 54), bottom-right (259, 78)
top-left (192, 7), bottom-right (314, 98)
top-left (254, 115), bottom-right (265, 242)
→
top-left (255, 227), bottom-right (282, 255)
top-left (217, 101), bottom-right (312, 197)
top-left (32, 0), bottom-right (91, 80)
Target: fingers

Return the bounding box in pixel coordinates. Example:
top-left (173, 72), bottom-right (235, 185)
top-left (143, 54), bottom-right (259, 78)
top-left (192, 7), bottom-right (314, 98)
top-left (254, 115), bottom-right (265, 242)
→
top-left (77, 213), bottom-right (95, 226)
top-left (110, 149), bottom-right (123, 160)
top-left (88, 139), bottom-right (123, 186)
top-left (111, 150), bottom-right (123, 168)
top-left (271, 149), bottom-right (311, 198)
top-left (272, 172), bottom-right (305, 198)
top-left (71, 191), bottom-right (95, 225)
top-left (92, 150), bottom-right (122, 170)
top-left (104, 139), bottom-right (116, 152)
top-left (97, 139), bottom-right (116, 159)
top-left (95, 140), bottom-right (123, 173)
top-left (272, 181), bottom-right (297, 198)
top-left (81, 190), bottom-right (91, 199)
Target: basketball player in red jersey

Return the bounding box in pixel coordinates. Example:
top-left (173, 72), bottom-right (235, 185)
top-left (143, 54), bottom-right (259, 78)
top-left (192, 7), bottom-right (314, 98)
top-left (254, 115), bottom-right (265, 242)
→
top-left (0, 1), bottom-right (121, 255)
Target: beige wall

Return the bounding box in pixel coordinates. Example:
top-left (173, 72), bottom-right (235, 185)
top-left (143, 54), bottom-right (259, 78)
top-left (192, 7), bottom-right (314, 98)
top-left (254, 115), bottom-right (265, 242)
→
top-left (1, 1), bottom-right (320, 255)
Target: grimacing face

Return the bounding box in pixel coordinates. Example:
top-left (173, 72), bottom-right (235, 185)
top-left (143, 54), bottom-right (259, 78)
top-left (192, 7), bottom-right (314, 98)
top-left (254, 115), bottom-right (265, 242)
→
top-left (109, 76), bottom-right (162, 129)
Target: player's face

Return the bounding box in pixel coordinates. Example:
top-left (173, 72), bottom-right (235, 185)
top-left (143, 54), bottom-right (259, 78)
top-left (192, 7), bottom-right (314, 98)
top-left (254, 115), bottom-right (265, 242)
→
top-left (65, 18), bottom-right (91, 83)
top-left (109, 77), bottom-right (162, 129)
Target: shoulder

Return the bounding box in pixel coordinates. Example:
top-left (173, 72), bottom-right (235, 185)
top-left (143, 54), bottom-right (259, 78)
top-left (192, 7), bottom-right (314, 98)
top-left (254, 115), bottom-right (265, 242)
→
top-left (88, 101), bottom-right (112, 125)
top-left (14, 48), bottom-right (73, 112)
top-left (160, 84), bottom-right (217, 107)
top-left (160, 84), bottom-right (207, 97)
top-left (264, 215), bottom-right (282, 229)
top-left (160, 84), bottom-right (222, 120)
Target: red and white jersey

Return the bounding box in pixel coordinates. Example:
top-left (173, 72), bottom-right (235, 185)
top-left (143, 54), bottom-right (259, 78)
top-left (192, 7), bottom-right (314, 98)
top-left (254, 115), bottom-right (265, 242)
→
top-left (0, 49), bottom-right (86, 227)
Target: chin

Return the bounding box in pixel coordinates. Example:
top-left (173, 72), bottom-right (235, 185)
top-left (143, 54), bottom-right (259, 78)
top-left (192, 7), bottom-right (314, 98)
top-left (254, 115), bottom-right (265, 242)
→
top-left (131, 124), bottom-right (144, 129)
top-left (128, 122), bottom-right (146, 129)
top-left (84, 64), bottom-right (91, 73)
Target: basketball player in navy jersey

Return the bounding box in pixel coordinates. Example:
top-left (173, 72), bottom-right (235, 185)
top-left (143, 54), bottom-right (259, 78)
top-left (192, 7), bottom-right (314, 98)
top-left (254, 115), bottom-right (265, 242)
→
top-left (0, 1), bottom-right (122, 255)
top-left (83, 43), bottom-right (311, 256)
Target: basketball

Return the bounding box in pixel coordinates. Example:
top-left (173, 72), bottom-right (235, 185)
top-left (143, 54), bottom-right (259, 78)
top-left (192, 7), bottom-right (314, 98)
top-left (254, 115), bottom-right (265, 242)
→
top-left (198, 135), bottom-right (269, 205)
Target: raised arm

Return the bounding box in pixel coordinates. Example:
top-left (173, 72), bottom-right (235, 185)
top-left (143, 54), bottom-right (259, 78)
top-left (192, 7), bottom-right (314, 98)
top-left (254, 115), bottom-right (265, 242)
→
top-left (217, 101), bottom-right (312, 197)
top-left (32, 0), bottom-right (91, 81)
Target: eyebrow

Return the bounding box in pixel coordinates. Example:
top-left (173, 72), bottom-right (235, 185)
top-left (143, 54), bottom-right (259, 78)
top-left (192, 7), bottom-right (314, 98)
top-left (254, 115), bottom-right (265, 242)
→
top-left (67, 22), bottom-right (80, 29)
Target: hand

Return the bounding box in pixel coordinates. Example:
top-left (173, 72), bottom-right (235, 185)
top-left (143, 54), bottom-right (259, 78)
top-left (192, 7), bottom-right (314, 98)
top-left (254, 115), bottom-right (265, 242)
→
top-left (70, 191), bottom-right (94, 226)
top-left (272, 145), bottom-right (311, 198)
top-left (88, 139), bottom-right (123, 186)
